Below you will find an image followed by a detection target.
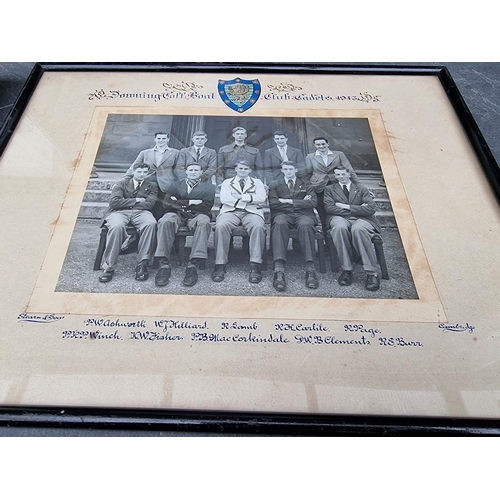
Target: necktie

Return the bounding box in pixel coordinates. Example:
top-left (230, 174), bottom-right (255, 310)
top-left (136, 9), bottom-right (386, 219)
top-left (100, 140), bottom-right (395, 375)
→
top-left (280, 147), bottom-right (288, 162)
top-left (288, 180), bottom-right (294, 192)
top-left (133, 182), bottom-right (142, 197)
top-left (196, 148), bottom-right (200, 160)
top-left (342, 184), bottom-right (349, 199)
top-left (239, 178), bottom-right (245, 191)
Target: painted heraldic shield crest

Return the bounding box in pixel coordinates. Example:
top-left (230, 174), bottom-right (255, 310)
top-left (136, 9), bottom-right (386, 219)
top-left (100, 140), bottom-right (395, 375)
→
top-left (218, 78), bottom-right (261, 113)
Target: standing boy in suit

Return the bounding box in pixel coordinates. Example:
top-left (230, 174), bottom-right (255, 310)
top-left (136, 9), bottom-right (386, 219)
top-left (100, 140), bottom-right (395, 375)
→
top-left (217, 127), bottom-right (264, 185)
top-left (124, 131), bottom-right (180, 218)
top-left (176, 131), bottom-right (217, 184)
top-left (268, 161), bottom-right (319, 291)
top-left (264, 130), bottom-right (306, 185)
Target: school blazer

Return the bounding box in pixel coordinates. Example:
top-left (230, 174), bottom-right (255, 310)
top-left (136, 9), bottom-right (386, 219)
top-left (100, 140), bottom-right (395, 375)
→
top-left (103, 178), bottom-right (157, 221)
top-left (218, 176), bottom-right (267, 219)
top-left (162, 179), bottom-right (216, 222)
top-left (305, 151), bottom-right (358, 192)
top-left (268, 177), bottom-right (317, 218)
top-left (176, 146), bottom-right (217, 181)
top-left (264, 146), bottom-right (306, 183)
top-left (124, 147), bottom-right (180, 192)
top-left (323, 181), bottom-right (380, 233)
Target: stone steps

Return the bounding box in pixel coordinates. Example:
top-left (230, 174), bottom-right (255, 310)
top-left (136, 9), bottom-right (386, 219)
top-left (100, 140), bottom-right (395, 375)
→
top-left (87, 179), bottom-right (119, 190)
top-left (375, 211), bottom-right (397, 228)
top-left (367, 187), bottom-right (389, 198)
top-left (83, 189), bottom-right (112, 203)
top-left (374, 198), bottom-right (392, 211)
top-left (78, 202), bottom-right (108, 219)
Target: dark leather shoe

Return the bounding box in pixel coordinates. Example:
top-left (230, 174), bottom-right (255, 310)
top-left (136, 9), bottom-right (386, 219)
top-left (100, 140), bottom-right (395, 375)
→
top-left (273, 271), bottom-right (286, 292)
top-left (135, 262), bottom-right (149, 281)
top-left (183, 266), bottom-right (198, 286)
top-left (249, 263), bottom-right (262, 283)
top-left (155, 265), bottom-right (171, 286)
top-left (365, 274), bottom-right (380, 291)
top-left (212, 264), bottom-right (225, 282)
top-left (99, 270), bottom-right (114, 283)
top-left (305, 270), bottom-right (319, 289)
top-left (338, 270), bottom-right (353, 286)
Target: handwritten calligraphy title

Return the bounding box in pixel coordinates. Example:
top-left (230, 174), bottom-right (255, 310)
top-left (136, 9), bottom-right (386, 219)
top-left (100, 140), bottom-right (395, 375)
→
top-left (87, 80), bottom-right (380, 104)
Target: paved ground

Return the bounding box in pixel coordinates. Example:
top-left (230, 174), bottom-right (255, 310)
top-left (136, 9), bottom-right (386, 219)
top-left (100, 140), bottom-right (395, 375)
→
top-left (56, 219), bottom-right (418, 299)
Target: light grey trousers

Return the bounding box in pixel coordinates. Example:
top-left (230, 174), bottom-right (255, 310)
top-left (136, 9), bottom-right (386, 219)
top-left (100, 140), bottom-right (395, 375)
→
top-left (214, 210), bottom-right (265, 265)
top-left (102, 210), bottom-right (157, 272)
top-left (155, 212), bottom-right (211, 260)
top-left (329, 216), bottom-right (378, 273)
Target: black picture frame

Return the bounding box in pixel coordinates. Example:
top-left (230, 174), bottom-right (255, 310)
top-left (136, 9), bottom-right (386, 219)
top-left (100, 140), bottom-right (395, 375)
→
top-left (1, 62), bottom-right (499, 436)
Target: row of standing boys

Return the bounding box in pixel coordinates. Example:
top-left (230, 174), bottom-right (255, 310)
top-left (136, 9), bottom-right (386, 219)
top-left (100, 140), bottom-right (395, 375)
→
top-left (98, 127), bottom-right (382, 292)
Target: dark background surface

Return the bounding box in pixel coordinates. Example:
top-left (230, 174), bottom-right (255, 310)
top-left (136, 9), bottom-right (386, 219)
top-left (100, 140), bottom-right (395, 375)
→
top-left (1, 62), bottom-right (499, 436)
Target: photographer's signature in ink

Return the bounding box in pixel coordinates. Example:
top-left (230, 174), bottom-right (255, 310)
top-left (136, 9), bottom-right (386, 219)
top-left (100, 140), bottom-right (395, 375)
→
top-left (438, 323), bottom-right (475, 333)
top-left (18, 313), bottom-right (64, 323)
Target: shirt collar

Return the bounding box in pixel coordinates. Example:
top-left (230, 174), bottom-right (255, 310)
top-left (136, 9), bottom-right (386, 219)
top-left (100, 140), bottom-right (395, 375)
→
top-left (315, 149), bottom-right (332, 156)
top-left (154, 145), bottom-right (170, 152)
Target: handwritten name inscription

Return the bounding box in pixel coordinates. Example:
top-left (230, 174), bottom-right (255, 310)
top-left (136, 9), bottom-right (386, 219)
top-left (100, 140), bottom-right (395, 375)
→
top-left (48, 318), bottom-right (432, 350)
top-left (19, 314), bottom-right (476, 349)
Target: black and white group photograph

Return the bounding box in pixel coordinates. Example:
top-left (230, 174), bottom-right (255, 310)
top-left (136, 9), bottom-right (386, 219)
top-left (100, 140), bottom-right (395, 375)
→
top-left (56, 113), bottom-right (418, 300)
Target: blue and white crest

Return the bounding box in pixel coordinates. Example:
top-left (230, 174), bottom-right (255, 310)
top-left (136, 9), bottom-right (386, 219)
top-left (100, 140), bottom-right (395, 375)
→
top-left (218, 77), bottom-right (261, 113)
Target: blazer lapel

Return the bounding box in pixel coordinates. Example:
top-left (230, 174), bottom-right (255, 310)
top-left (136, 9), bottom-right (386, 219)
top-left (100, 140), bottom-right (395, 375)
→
top-left (230, 177), bottom-right (241, 193)
top-left (187, 182), bottom-right (199, 197)
top-left (295, 178), bottom-right (306, 197)
top-left (138, 180), bottom-right (152, 197)
top-left (273, 147), bottom-right (283, 162)
top-left (176, 181), bottom-right (187, 198)
top-left (126, 179), bottom-right (136, 197)
top-left (349, 186), bottom-right (359, 204)
top-left (145, 150), bottom-right (157, 167)
top-left (277, 179), bottom-right (287, 197)
top-left (188, 147), bottom-right (197, 161)
top-left (325, 153), bottom-right (334, 167)
top-left (243, 177), bottom-right (255, 193)
top-left (158, 149), bottom-right (174, 166)
top-left (334, 183), bottom-right (348, 203)
top-left (313, 155), bottom-right (326, 169)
